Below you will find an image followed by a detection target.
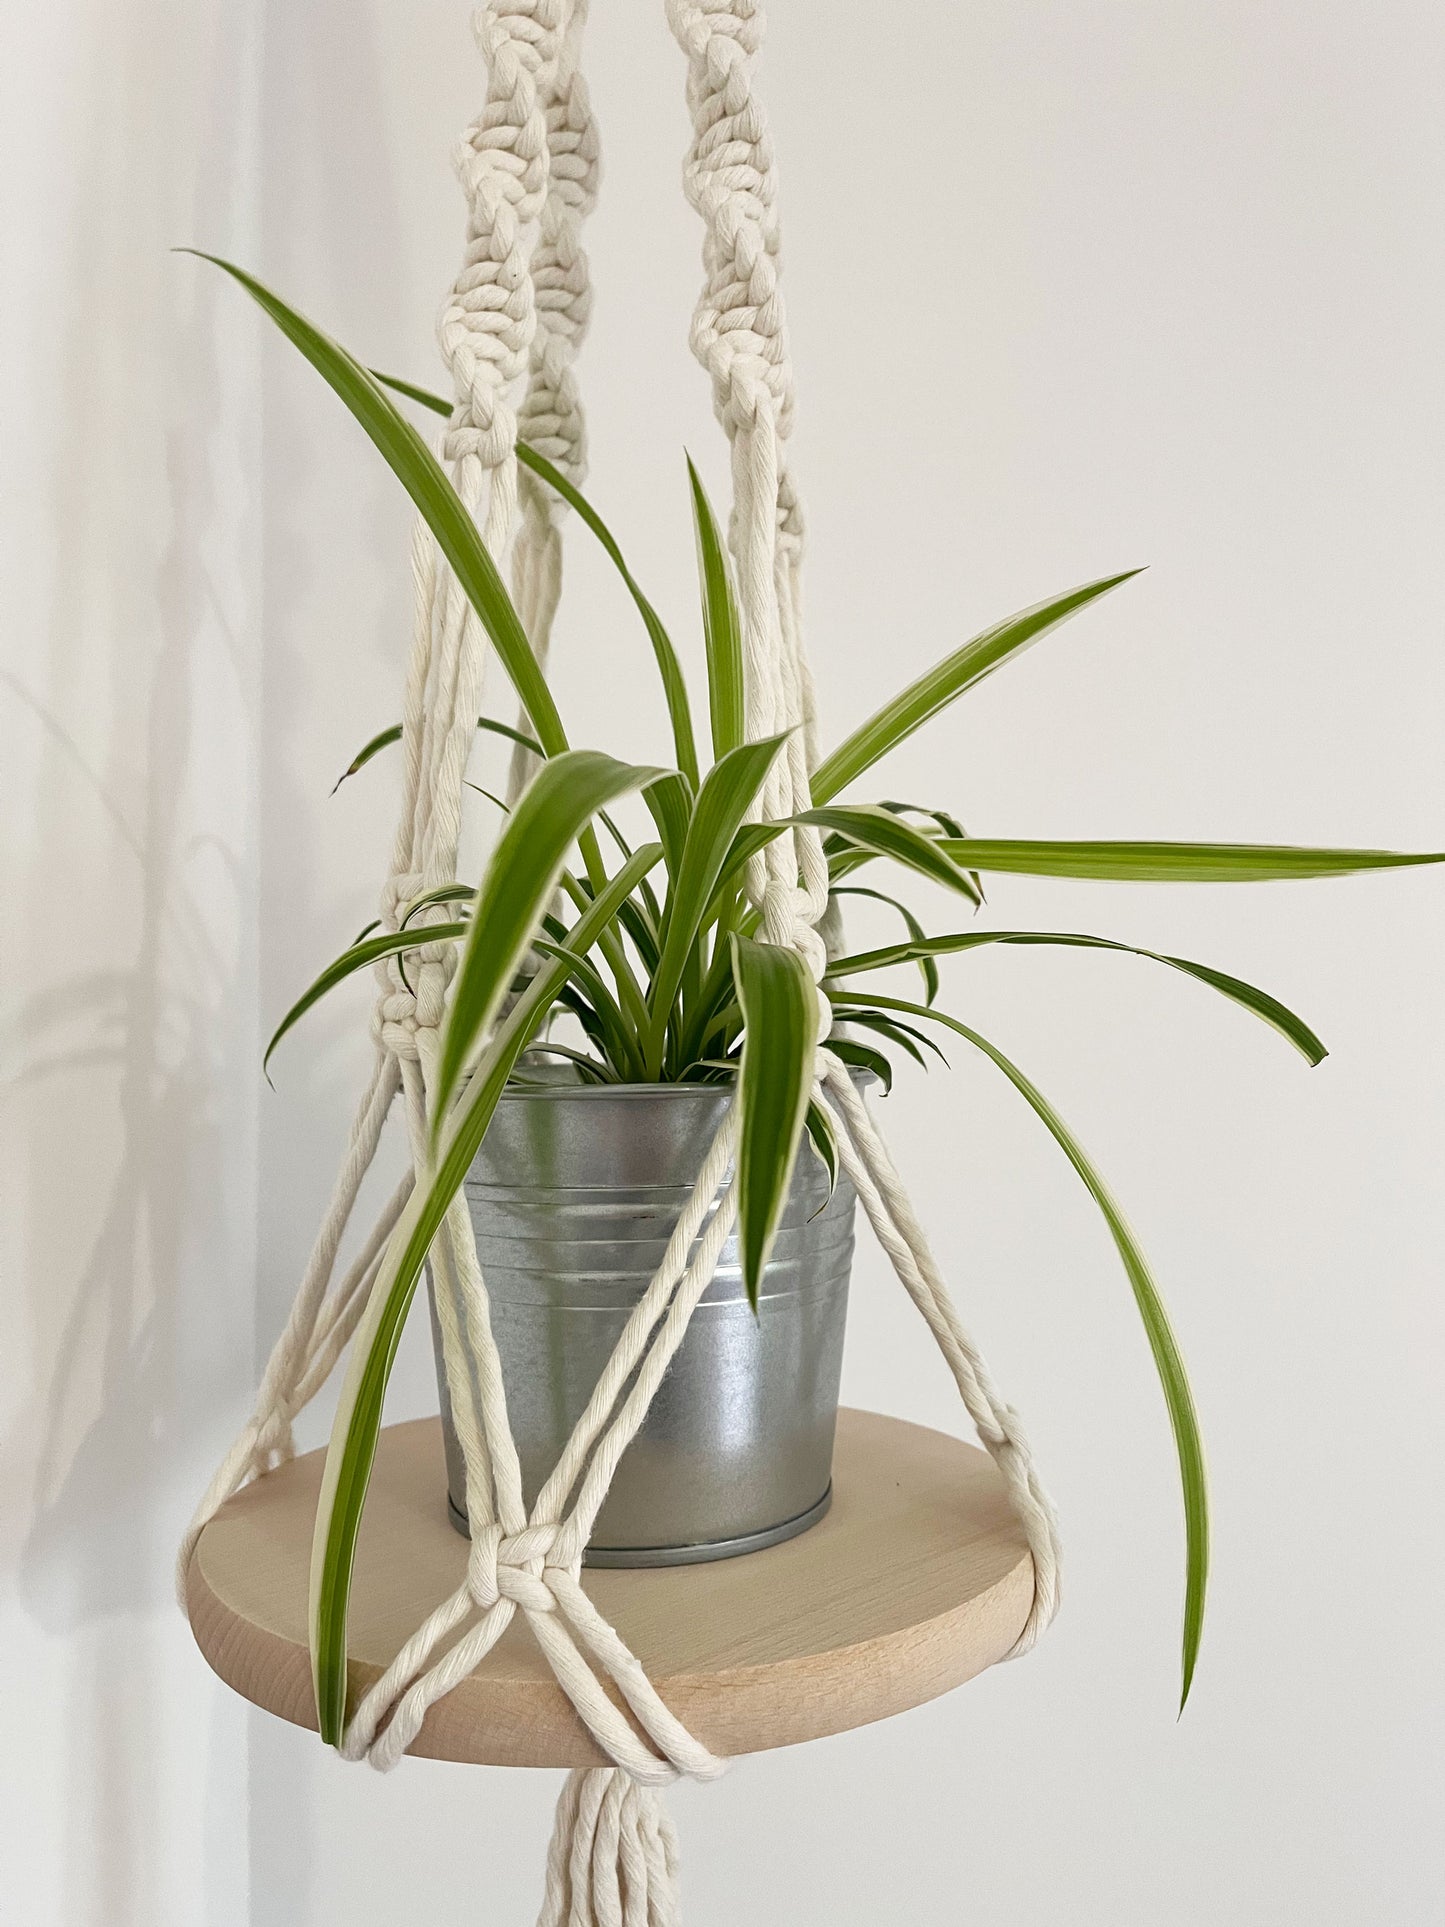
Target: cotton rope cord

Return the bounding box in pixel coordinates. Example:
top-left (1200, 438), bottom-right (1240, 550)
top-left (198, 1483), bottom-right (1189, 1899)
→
top-left (816, 1053), bottom-right (1063, 1652)
top-left (181, 4), bottom-right (1062, 1921)
top-left (178, 0), bottom-right (569, 1593)
top-left (507, 0), bottom-right (599, 802)
top-left (538, 1767), bottom-right (681, 1927)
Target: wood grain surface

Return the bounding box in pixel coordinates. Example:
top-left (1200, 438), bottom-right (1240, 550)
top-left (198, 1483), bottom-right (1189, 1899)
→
top-left (186, 1408), bottom-right (1033, 1767)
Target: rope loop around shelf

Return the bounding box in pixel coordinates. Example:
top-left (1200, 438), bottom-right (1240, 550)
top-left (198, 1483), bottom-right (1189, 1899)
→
top-left (180, 4), bottom-right (1062, 1921)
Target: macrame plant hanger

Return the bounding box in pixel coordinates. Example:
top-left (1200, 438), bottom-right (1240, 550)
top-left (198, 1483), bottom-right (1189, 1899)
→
top-left (180, 5), bottom-right (1062, 1920)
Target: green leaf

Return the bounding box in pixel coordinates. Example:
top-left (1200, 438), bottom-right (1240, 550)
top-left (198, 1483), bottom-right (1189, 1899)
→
top-left (333, 715), bottom-right (543, 794)
top-left (645, 737), bottom-right (787, 1077)
top-left (614, 894), bottom-right (662, 975)
top-left (643, 769), bottom-right (695, 880)
top-left (826, 929), bottom-right (1327, 1065)
top-left (431, 750), bottom-right (664, 1134)
top-left (599, 812), bottom-right (666, 944)
top-left (936, 839), bottom-right (1445, 884)
top-left (367, 369), bottom-right (451, 417)
top-left (309, 846), bottom-right (661, 1744)
top-left (517, 1042), bottom-right (616, 1084)
top-left (555, 982), bottom-right (612, 1059)
top-left (733, 935), bottom-right (818, 1309)
top-left (400, 883), bottom-right (478, 925)
top-left (369, 369), bottom-right (702, 782)
top-left (264, 922), bottom-right (470, 1077)
top-left (811, 570), bottom-right (1140, 803)
top-left (332, 723), bottom-right (403, 792)
top-left (802, 804), bottom-right (982, 902)
top-left (830, 884), bottom-right (941, 1004)
top-left (835, 1010), bottom-right (1208, 1707)
top-left (687, 456), bottom-right (745, 764)
top-left (699, 819), bottom-right (789, 930)
top-left (840, 1008), bottom-right (948, 1068)
top-left (186, 255), bottom-right (567, 755)
top-left (824, 1034), bottom-right (894, 1094)
top-left (880, 800), bottom-right (983, 906)
top-left (533, 939), bottom-right (646, 1082)
top-left (804, 1098), bottom-right (840, 1208)
top-left (514, 441), bottom-right (700, 788)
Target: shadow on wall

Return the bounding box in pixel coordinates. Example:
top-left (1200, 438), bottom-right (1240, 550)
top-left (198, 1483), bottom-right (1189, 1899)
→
top-left (3, 2), bottom-right (258, 1922)
top-left (246, 0), bottom-right (411, 1921)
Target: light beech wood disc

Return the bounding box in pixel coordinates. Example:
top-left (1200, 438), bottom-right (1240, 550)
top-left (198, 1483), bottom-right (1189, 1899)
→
top-left (186, 1408), bottom-right (1033, 1767)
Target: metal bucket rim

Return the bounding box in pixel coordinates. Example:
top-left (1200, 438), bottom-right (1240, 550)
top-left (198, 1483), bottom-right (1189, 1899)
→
top-left (493, 1067), bottom-right (878, 1106)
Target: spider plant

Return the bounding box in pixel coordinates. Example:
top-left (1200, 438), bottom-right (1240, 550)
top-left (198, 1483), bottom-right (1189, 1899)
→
top-left (190, 254), bottom-right (1445, 1740)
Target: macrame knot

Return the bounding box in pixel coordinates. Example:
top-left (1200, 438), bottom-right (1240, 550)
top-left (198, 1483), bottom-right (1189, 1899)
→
top-left (467, 1519), bottom-right (567, 1614)
top-left (380, 871), bottom-right (424, 929)
top-left (760, 879), bottom-right (826, 966)
top-left (443, 409), bottom-right (522, 472)
top-left (371, 921), bottom-right (458, 1063)
top-left (669, 0), bottom-right (763, 65)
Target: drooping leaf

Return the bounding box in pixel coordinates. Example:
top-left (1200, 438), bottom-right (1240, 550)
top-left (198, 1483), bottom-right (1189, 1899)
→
top-left (732, 935), bottom-right (818, 1308)
top-left (687, 456), bottom-right (745, 764)
top-left (936, 838), bottom-right (1445, 884)
top-left (264, 922), bottom-right (470, 1077)
top-left (810, 570), bottom-right (1141, 803)
top-left (824, 1034), bottom-right (894, 1094)
top-left (804, 1097), bottom-right (840, 1208)
top-left (880, 800), bottom-right (983, 904)
top-left (431, 750), bottom-right (664, 1133)
top-left (830, 884), bottom-right (941, 1004)
top-left (840, 1008), bottom-right (949, 1068)
top-left (186, 255), bottom-right (567, 754)
top-left (826, 928), bottom-right (1327, 1065)
top-left (802, 804), bottom-right (982, 902)
top-left (333, 715), bottom-right (543, 793)
top-left (400, 883), bottom-right (478, 925)
top-left (309, 847), bottom-right (661, 1743)
top-left (830, 1011), bottom-right (1208, 1707)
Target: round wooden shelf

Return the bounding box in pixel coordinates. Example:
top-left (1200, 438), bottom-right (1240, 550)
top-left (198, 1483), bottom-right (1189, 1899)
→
top-left (186, 1408), bottom-right (1033, 1766)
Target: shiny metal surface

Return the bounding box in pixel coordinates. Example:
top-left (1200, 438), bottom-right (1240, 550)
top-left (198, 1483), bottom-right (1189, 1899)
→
top-left (428, 1078), bottom-right (857, 1566)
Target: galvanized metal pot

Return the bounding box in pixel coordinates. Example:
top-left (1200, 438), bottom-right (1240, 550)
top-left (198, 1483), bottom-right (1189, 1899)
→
top-left (428, 1078), bottom-right (857, 1567)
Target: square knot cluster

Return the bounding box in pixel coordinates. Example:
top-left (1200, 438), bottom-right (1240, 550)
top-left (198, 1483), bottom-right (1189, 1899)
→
top-left (466, 1519), bottom-right (570, 1615)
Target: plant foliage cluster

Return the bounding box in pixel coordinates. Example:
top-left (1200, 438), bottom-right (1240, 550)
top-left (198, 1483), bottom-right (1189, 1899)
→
top-left (193, 254), bottom-right (1444, 1734)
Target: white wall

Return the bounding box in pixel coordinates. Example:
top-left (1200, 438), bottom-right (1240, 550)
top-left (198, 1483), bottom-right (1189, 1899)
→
top-left (4, 2), bottom-right (1442, 1922)
top-left (1, 2), bottom-right (264, 1921)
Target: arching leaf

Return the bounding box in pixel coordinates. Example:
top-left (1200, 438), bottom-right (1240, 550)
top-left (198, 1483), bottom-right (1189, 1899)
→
top-left (811, 571), bottom-right (1141, 803)
top-left (186, 254), bottom-right (567, 753)
top-left (826, 928), bottom-right (1327, 1065)
top-left (264, 922), bottom-right (470, 1078)
top-left (333, 715), bottom-right (542, 793)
